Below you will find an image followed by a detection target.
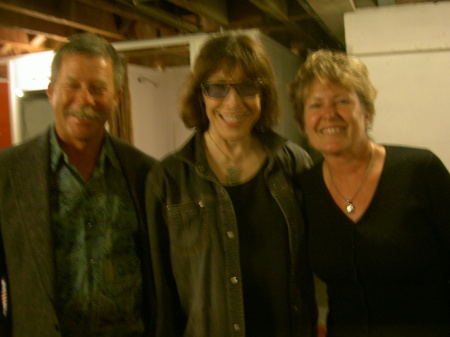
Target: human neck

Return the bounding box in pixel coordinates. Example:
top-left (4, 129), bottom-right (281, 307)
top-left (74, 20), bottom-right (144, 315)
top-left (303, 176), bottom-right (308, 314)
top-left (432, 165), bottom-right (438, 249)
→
top-left (326, 143), bottom-right (375, 214)
top-left (58, 136), bottom-right (104, 181)
top-left (206, 130), bottom-right (255, 162)
top-left (204, 130), bottom-right (266, 185)
top-left (324, 141), bottom-right (374, 174)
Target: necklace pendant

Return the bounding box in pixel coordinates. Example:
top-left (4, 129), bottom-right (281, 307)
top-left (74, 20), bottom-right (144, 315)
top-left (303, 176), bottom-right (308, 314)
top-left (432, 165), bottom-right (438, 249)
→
top-left (226, 166), bottom-right (240, 185)
top-left (346, 201), bottom-right (355, 213)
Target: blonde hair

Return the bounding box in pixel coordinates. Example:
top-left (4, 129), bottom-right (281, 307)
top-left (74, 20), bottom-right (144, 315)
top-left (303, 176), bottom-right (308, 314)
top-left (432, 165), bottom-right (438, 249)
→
top-left (289, 49), bottom-right (377, 132)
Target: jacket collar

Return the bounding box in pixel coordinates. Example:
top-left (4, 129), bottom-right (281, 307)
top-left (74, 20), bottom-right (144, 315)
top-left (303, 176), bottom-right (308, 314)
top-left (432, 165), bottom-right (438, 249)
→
top-left (49, 126), bottom-right (121, 173)
top-left (174, 128), bottom-right (287, 168)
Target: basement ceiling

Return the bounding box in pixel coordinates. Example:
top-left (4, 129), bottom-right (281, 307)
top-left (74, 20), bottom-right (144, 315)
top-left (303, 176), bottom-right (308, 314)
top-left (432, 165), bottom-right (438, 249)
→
top-left (0, 0), bottom-right (443, 79)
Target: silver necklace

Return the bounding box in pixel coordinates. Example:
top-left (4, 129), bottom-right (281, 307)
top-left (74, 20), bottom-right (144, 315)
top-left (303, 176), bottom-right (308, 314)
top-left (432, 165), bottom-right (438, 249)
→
top-left (207, 131), bottom-right (240, 185)
top-left (328, 143), bottom-right (375, 214)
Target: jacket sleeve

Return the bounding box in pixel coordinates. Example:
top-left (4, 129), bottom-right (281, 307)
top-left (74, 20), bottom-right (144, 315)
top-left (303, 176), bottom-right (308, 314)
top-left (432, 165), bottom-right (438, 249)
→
top-left (286, 141), bottom-right (313, 173)
top-left (424, 151), bottom-right (450, 275)
top-left (145, 166), bottom-right (185, 337)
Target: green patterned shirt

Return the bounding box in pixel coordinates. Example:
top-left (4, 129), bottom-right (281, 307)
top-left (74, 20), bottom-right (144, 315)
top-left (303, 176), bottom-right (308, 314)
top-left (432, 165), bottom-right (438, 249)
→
top-left (50, 129), bottom-right (144, 336)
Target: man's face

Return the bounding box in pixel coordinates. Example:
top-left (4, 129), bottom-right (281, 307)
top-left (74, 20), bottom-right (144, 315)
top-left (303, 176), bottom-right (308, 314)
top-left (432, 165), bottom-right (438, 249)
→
top-left (47, 53), bottom-right (120, 147)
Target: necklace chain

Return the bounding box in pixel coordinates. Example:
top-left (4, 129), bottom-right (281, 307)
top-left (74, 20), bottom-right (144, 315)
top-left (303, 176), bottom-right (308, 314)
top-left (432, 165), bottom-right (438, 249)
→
top-left (328, 143), bottom-right (375, 214)
top-left (207, 131), bottom-right (240, 185)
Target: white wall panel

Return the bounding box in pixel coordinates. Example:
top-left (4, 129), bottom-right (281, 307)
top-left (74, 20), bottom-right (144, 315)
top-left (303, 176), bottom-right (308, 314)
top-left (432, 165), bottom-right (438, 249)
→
top-left (345, 3), bottom-right (450, 169)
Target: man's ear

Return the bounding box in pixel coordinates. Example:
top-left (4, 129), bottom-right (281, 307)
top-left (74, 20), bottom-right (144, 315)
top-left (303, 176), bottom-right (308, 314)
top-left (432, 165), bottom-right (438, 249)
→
top-left (113, 89), bottom-right (123, 106)
top-left (47, 82), bottom-right (54, 102)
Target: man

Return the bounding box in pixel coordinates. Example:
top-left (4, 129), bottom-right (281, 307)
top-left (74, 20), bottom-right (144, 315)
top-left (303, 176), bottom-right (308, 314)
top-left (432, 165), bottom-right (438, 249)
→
top-left (0, 33), bottom-right (157, 336)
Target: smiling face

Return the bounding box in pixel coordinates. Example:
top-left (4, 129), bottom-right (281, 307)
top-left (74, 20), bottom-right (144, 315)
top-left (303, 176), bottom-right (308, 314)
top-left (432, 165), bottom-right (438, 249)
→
top-left (304, 78), bottom-right (371, 156)
top-left (47, 53), bottom-right (120, 147)
top-left (203, 67), bottom-right (261, 142)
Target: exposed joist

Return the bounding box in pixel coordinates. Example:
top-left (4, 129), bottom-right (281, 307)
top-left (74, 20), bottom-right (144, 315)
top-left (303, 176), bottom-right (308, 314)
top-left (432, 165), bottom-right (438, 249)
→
top-left (377, 0), bottom-right (395, 5)
top-left (0, 27), bottom-right (50, 52)
top-left (249, 0), bottom-right (289, 22)
top-left (0, 44), bottom-right (14, 55)
top-left (77, 0), bottom-right (171, 31)
top-left (248, 0), bottom-right (318, 45)
top-left (0, 0), bottom-right (358, 64)
top-left (0, 42), bottom-right (49, 53)
top-left (122, 45), bottom-right (189, 58)
top-left (305, 0), bottom-right (355, 44)
top-left (0, 0), bottom-right (125, 40)
top-left (0, 26), bottom-right (28, 44)
top-left (165, 0), bottom-right (228, 25)
top-left (30, 35), bottom-right (48, 47)
top-left (295, 0), bottom-right (344, 48)
top-left (116, 0), bottom-right (201, 33)
top-left (0, 8), bottom-right (71, 43)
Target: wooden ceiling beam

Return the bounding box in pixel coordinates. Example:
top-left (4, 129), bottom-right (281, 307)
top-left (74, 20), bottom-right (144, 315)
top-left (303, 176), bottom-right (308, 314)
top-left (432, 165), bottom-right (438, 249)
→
top-left (248, 0), bottom-right (318, 45)
top-left (295, 0), bottom-right (344, 48)
top-left (0, 0), bottom-right (125, 40)
top-left (122, 45), bottom-right (189, 59)
top-left (304, 0), bottom-right (355, 44)
top-left (116, 0), bottom-right (201, 33)
top-left (0, 26), bottom-right (29, 45)
top-left (165, 0), bottom-right (228, 26)
top-left (249, 0), bottom-right (289, 22)
top-left (30, 35), bottom-right (48, 47)
top-left (0, 8), bottom-right (71, 43)
top-left (77, 0), bottom-right (170, 31)
top-left (0, 27), bottom-right (50, 52)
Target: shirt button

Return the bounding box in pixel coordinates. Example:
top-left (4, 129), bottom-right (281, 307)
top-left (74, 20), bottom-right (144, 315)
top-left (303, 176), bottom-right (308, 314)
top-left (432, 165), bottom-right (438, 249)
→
top-left (90, 259), bottom-right (96, 265)
top-left (87, 222), bottom-right (93, 229)
top-left (227, 231), bottom-right (235, 239)
top-left (233, 324), bottom-right (241, 332)
top-left (230, 277), bottom-right (238, 285)
top-left (198, 200), bottom-right (205, 207)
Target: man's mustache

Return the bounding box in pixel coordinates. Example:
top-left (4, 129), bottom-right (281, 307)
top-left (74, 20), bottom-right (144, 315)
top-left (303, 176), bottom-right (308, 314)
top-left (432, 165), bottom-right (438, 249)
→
top-left (65, 107), bottom-right (101, 120)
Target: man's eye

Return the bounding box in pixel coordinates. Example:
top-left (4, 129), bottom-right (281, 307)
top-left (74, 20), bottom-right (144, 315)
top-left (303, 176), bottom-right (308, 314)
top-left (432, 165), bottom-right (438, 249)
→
top-left (90, 87), bottom-right (107, 94)
top-left (64, 83), bottom-right (80, 90)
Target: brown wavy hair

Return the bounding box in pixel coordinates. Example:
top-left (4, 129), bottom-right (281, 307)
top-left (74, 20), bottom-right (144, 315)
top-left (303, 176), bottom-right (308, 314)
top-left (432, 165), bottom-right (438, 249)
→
top-left (179, 32), bottom-right (280, 131)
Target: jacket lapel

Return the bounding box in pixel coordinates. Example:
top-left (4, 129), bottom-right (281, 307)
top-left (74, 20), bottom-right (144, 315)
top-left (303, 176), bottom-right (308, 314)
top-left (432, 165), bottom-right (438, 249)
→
top-left (110, 136), bottom-right (143, 219)
top-left (9, 133), bottom-right (56, 301)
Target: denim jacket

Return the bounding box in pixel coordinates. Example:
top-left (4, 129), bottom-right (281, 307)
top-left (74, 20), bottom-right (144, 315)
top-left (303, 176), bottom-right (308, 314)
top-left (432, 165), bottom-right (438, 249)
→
top-left (146, 129), bottom-right (317, 337)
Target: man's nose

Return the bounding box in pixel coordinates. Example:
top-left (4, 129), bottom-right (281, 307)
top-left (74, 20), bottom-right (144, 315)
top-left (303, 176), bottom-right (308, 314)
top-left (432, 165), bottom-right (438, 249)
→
top-left (74, 86), bottom-right (95, 106)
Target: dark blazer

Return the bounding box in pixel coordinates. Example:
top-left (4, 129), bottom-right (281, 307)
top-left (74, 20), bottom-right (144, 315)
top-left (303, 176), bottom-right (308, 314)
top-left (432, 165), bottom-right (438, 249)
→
top-left (0, 129), bottom-right (158, 337)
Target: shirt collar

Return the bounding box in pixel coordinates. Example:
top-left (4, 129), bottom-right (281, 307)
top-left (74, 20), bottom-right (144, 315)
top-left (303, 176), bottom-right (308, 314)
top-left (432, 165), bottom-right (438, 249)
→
top-left (50, 126), bottom-right (121, 172)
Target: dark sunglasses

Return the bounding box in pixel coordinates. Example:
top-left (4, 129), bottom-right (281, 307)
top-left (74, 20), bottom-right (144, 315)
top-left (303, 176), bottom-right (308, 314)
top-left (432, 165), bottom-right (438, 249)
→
top-left (201, 79), bottom-right (263, 99)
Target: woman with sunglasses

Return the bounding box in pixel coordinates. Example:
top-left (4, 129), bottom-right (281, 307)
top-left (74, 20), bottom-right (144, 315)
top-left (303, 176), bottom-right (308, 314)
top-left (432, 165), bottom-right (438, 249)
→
top-left (145, 33), bottom-right (317, 337)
